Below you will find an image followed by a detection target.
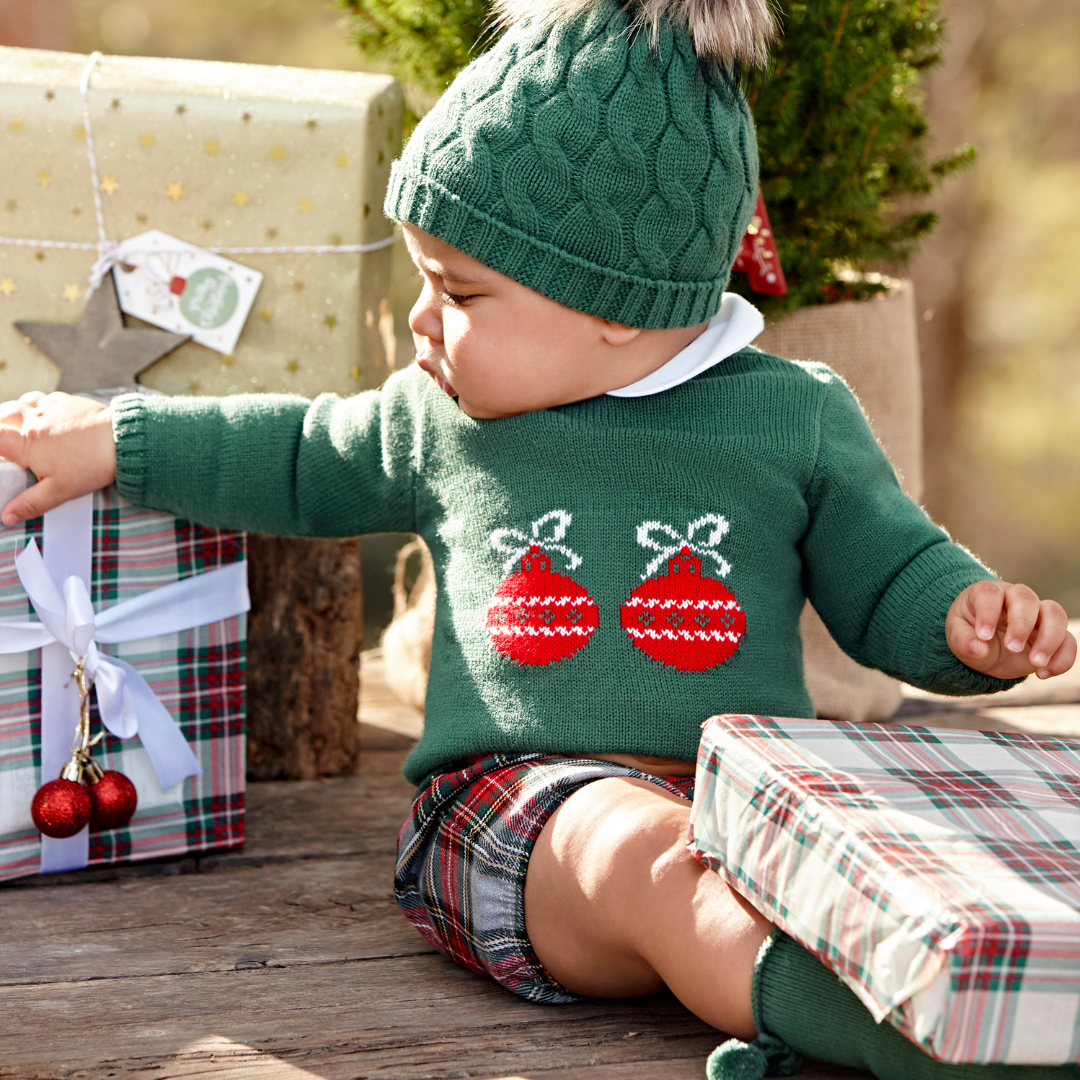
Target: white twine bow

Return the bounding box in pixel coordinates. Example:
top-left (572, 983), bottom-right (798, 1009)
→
top-left (636, 514), bottom-right (732, 580)
top-left (490, 510), bottom-right (582, 577)
top-left (0, 52), bottom-right (396, 299)
top-left (0, 538), bottom-right (250, 791)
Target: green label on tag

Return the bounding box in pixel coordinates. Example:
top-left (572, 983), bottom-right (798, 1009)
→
top-left (179, 268), bottom-right (239, 330)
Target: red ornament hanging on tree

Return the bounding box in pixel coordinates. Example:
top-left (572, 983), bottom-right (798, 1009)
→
top-left (732, 192), bottom-right (788, 296)
top-left (486, 511), bottom-right (598, 667)
top-left (620, 516), bottom-right (746, 672)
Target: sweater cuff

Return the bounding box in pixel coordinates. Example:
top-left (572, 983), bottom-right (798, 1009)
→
top-left (866, 542), bottom-right (1026, 697)
top-left (110, 393), bottom-right (151, 509)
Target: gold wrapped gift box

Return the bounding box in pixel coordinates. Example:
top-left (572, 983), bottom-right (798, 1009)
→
top-left (0, 45), bottom-right (403, 399)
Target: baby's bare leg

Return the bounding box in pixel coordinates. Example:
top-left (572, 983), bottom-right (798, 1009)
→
top-left (524, 776), bottom-right (773, 1039)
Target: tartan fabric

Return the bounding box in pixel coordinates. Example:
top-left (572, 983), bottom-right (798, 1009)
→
top-left (395, 752), bottom-right (695, 1003)
top-left (688, 715), bottom-right (1080, 1066)
top-left (0, 484), bottom-right (246, 881)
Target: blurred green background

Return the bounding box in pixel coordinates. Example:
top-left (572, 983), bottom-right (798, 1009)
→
top-left (2, 0), bottom-right (1078, 639)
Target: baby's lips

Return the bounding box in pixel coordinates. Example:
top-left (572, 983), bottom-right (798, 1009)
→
top-left (417, 357), bottom-right (456, 397)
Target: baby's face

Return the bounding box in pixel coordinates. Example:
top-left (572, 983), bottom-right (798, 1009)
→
top-left (404, 225), bottom-right (676, 419)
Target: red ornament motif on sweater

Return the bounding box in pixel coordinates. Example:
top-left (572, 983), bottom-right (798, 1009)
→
top-left (620, 516), bottom-right (745, 672)
top-left (487, 511), bottom-right (598, 666)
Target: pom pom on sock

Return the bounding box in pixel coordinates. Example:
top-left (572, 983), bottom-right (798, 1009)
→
top-left (706, 1033), bottom-right (801, 1080)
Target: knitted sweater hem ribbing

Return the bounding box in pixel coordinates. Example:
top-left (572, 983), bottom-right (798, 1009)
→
top-left (112, 394), bottom-right (150, 510)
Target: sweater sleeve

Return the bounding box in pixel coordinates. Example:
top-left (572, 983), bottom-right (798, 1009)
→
top-left (802, 375), bottom-right (1022, 697)
top-left (110, 372), bottom-right (422, 537)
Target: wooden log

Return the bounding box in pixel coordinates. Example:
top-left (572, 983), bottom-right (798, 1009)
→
top-left (244, 535), bottom-right (363, 780)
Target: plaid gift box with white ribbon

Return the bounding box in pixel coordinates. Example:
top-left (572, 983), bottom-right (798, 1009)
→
top-left (688, 715), bottom-right (1080, 1066)
top-left (0, 482), bottom-right (247, 881)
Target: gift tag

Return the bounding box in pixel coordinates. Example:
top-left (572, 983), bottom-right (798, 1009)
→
top-left (112, 231), bottom-right (263, 355)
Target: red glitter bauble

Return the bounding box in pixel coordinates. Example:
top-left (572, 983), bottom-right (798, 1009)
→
top-left (88, 770), bottom-right (138, 830)
top-left (487, 545), bottom-right (599, 666)
top-left (620, 546), bottom-right (746, 672)
top-left (30, 779), bottom-right (92, 839)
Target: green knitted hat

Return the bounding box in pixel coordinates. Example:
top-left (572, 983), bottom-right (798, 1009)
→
top-left (384, 0), bottom-right (770, 329)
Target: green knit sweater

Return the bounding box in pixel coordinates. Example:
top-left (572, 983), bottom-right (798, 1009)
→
top-left (112, 349), bottom-right (1016, 785)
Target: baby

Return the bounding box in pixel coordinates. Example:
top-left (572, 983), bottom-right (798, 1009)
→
top-left (0, 1), bottom-right (1075, 1077)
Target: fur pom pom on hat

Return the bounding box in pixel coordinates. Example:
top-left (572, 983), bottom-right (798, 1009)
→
top-left (385, 0), bottom-right (762, 330)
top-left (492, 0), bottom-right (777, 67)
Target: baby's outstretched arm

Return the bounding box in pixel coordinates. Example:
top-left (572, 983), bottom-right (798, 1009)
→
top-left (947, 579), bottom-right (1076, 681)
top-left (0, 392), bottom-right (116, 526)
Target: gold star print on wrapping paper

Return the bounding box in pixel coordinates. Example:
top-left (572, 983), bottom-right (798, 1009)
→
top-left (0, 278), bottom-right (15, 297)
top-left (100, 176), bottom-right (120, 195)
top-left (15, 275), bottom-right (189, 392)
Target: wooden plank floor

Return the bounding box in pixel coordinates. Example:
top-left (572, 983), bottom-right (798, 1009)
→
top-left (2, 639), bottom-right (1078, 1080)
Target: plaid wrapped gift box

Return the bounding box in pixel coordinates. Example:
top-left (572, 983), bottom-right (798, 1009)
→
top-left (0, 483), bottom-right (246, 882)
top-left (688, 715), bottom-right (1080, 1066)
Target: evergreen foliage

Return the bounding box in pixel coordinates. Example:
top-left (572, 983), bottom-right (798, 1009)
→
top-left (742, 1), bottom-right (975, 311)
top-left (341, 0), bottom-right (975, 311)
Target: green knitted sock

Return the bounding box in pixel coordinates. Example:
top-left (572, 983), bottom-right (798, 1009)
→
top-left (706, 932), bottom-right (1080, 1080)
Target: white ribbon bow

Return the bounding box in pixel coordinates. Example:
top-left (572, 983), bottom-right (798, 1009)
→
top-left (490, 510), bottom-right (582, 577)
top-left (636, 515), bottom-right (732, 580)
top-left (0, 538), bottom-right (250, 791)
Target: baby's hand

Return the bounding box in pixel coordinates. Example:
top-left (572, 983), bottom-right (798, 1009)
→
top-left (0, 392), bottom-right (117, 526)
top-left (947, 580), bottom-right (1076, 681)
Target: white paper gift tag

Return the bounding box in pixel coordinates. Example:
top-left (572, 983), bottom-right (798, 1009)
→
top-left (112, 230), bottom-right (263, 355)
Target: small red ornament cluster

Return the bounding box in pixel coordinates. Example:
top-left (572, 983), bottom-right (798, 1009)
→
top-left (31, 768), bottom-right (138, 839)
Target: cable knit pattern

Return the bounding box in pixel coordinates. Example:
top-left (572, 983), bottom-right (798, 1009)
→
top-left (385, 0), bottom-right (758, 329)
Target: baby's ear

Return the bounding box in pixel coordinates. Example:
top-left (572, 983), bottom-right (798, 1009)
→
top-left (599, 321), bottom-right (641, 346)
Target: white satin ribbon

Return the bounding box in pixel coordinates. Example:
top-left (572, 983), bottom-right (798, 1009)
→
top-left (636, 515), bottom-right (732, 580)
top-left (490, 510), bottom-right (582, 577)
top-left (606, 293), bottom-right (764, 398)
top-left (0, 495), bottom-right (249, 871)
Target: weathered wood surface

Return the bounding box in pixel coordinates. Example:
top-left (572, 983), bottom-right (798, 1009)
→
top-left (245, 535), bottom-right (364, 781)
top-left (1, 647), bottom-right (1077, 1080)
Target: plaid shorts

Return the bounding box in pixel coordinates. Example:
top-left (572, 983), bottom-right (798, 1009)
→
top-left (394, 752), bottom-right (696, 1003)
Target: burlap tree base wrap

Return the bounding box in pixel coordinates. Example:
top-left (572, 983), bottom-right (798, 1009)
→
top-left (755, 280), bottom-right (923, 722)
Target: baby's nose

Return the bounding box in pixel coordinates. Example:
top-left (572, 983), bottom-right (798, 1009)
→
top-left (409, 288), bottom-right (442, 342)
